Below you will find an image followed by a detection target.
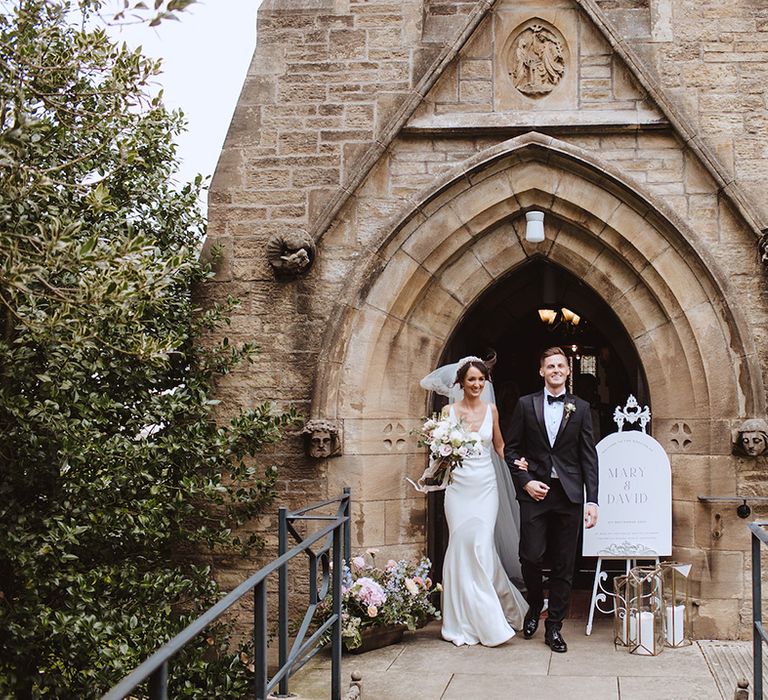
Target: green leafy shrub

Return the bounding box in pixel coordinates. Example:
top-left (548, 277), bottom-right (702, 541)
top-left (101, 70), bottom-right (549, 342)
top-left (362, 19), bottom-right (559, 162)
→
top-left (0, 2), bottom-right (297, 696)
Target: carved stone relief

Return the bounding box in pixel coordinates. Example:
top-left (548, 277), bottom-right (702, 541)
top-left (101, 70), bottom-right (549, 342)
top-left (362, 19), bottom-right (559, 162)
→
top-left (732, 418), bottom-right (768, 457)
top-left (760, 230), bottom-right (768, 270)
top-left (508, 21), bottom-right (566, 98)
top-left (301, 419), bottom-right (342, 459)
top-left (382, 422), bottom-right (407, 452)
top-left (266, 230), bottom-right (316, 279)
top-left (669, 421), bottom-right (693, 452)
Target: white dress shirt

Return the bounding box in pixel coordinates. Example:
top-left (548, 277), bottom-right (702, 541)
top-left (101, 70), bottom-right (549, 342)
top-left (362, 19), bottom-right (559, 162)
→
top-left (544, 390), bottom-right (566, 478)
top-left (543, 390), bottom-right (565, 447)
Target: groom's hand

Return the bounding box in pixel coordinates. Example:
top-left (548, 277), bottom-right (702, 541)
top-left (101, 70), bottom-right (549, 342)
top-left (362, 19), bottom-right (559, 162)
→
top-left (584, 504), bottom-right (599, 529)
top-left (524, 480), bottom-right (549, 501)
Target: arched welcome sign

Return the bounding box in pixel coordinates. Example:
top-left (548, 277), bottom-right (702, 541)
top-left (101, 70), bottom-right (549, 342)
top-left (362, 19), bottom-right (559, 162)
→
top-left (583, 398), bottom-right (672, 558)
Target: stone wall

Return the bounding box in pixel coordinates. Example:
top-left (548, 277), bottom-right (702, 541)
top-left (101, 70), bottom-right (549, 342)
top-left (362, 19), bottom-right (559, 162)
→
top-left (207, 0), bottom-right (768, 638)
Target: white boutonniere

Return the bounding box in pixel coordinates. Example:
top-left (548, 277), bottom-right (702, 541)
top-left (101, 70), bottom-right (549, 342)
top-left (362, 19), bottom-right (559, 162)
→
top-left (564, 402), bottom-right (576, 415)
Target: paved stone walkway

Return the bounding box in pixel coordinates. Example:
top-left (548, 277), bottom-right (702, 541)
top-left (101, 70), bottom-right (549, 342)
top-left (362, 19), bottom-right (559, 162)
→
top-left (288, 618), bottom-right (734, 699)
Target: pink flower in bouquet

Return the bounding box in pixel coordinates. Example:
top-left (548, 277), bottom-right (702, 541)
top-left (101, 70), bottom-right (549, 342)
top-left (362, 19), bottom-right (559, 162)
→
top-left (351, 555), bottom-right (366, 571)
top-left (438, 443), bottom-right (453, 457)
top-left (367, 605), bottom-right (378, 617)
top-left (353, 576), bottom-right (387, 607)
top-left (386, 559), bottom-right (398, 570)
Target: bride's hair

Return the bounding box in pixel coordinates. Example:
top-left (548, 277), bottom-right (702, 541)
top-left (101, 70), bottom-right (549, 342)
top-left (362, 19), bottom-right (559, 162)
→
top-left (455, 359), bottom-right (489, 386)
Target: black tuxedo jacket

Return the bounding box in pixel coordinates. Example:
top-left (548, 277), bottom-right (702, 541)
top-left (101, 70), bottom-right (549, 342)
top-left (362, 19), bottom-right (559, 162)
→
top-left (505, 391), bottom-right (599, 505)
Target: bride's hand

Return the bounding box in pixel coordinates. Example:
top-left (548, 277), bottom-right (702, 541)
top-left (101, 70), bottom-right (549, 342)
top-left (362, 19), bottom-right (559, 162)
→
top-left (514, 457), bottom-right (529, 471)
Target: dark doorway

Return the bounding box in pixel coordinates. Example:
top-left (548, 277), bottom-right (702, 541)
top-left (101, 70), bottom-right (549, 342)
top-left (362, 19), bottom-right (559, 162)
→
top-left (426, 256), bottom-right (649, 588)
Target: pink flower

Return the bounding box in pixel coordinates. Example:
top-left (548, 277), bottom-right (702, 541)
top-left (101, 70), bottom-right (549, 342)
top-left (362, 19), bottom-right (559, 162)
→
top-left (352, 577), bottom-right (387, 607)
top-left (413, 576), bottom-right (424, 587)
top-left (386, 559), bottom-right (398, 570)
top-left (351, 555), bottom-right (366, 571)
top-left (367, 605), bottom-right (378, 617)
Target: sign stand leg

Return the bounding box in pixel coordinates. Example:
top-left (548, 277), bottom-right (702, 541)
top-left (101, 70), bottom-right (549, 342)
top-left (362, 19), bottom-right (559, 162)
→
top-left (586, 557), bottom-right (603, 636)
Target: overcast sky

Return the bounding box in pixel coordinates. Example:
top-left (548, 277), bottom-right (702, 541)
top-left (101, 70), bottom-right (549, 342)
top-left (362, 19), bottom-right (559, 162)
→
top-left (110, 1), bottom-right (260, 200)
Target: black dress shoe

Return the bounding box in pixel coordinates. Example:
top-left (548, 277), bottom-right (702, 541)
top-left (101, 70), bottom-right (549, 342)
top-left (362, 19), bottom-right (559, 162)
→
top-left (522, 611), bottom-right (540, 639)
top-left (545, 628), bottom-right (568, 653)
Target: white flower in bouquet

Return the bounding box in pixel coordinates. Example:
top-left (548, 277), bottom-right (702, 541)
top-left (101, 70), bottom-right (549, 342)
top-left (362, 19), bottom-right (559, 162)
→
top-left (423, 418), bottom-right (438, 431)
top-left (404, 578), bottom-right (420, 596)
top-left (431, 424), bottom-right (447, 441)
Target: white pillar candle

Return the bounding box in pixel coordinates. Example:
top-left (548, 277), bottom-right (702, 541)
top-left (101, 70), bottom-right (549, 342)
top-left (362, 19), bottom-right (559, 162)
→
top-left (665, 604), bottom-right (685, 646)
top-left (618, 612), bottom-right (631, 644)
top-left (630, 611), bottom-right (656, 655)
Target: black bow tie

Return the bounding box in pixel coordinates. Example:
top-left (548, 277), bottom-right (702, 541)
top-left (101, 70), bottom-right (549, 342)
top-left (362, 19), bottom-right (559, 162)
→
top-left (547, 394), bottom-right (566, 404)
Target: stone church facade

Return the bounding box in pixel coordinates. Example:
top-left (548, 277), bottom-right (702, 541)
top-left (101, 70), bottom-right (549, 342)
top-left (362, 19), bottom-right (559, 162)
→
top-left (206, 0), bottom-right (768, 638)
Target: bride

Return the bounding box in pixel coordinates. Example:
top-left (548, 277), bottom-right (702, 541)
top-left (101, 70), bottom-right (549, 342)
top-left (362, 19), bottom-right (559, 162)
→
top-left (420, 355), bottom-right (528, 647)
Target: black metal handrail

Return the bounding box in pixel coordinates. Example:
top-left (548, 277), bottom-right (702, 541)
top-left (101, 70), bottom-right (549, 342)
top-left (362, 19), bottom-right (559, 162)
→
top-left (276, 490), bottom-right (352, 698)
top-left (103, 487), bottom-right (351, 700)
top-left (750, 521), bottom-right (768, 700)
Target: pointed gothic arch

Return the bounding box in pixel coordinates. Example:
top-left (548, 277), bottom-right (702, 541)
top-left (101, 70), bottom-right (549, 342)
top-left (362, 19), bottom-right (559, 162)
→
top-left (313, 133), bottom-right (763, 506)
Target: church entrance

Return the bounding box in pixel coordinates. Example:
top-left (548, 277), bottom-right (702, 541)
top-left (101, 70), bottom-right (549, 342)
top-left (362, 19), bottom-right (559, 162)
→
top-left (427, 256), bottom-right (649, 588)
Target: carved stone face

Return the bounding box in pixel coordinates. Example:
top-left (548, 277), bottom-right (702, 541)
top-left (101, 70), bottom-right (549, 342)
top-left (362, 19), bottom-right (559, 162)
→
top-left (309, 430), bottom-right (333, 458)
top-left (740, 430), bottom-right (768, 457)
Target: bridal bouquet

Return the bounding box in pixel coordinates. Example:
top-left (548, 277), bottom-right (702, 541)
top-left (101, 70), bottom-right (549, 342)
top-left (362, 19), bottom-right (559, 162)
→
top-left (407, 415), bottom-right (482, 492)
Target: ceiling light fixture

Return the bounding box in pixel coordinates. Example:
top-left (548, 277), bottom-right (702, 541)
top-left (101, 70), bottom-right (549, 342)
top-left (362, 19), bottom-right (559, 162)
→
top-left (525, 211), bottom-right (545, 243)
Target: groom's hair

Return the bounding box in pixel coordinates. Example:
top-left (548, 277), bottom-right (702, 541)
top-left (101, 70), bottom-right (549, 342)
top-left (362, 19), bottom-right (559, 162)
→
top-left (539, 346), bottom-right (566, 366)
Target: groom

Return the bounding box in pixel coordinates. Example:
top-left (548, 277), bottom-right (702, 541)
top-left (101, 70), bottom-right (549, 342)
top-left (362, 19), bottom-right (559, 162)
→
top-left (505, 347), bottom-right (599, 653)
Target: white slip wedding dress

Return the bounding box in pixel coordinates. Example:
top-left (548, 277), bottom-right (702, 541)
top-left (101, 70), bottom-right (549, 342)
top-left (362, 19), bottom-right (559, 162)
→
top-left (441, 404), bottom-right (529, 647)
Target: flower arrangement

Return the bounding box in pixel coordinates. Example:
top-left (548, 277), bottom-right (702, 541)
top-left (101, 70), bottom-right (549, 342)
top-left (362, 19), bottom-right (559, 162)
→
top-left (564, 402), bottom-right (576, 415)
top-left (407, 414), bottom-right (482, 492)
top-left (321, 551), bottom-right (441, 651)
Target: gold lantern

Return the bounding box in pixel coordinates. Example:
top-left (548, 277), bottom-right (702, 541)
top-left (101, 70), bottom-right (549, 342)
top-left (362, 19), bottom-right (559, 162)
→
top-left (658, 562), bottom-right (692, 647)
top-left (626, 566), bottom-right (665, 656)
top-left (612, 574), bottom-right (630, 646)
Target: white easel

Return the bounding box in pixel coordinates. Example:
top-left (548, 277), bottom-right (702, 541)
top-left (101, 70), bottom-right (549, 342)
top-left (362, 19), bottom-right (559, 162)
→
top-left (584, 396), bottom-right (665, 636)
